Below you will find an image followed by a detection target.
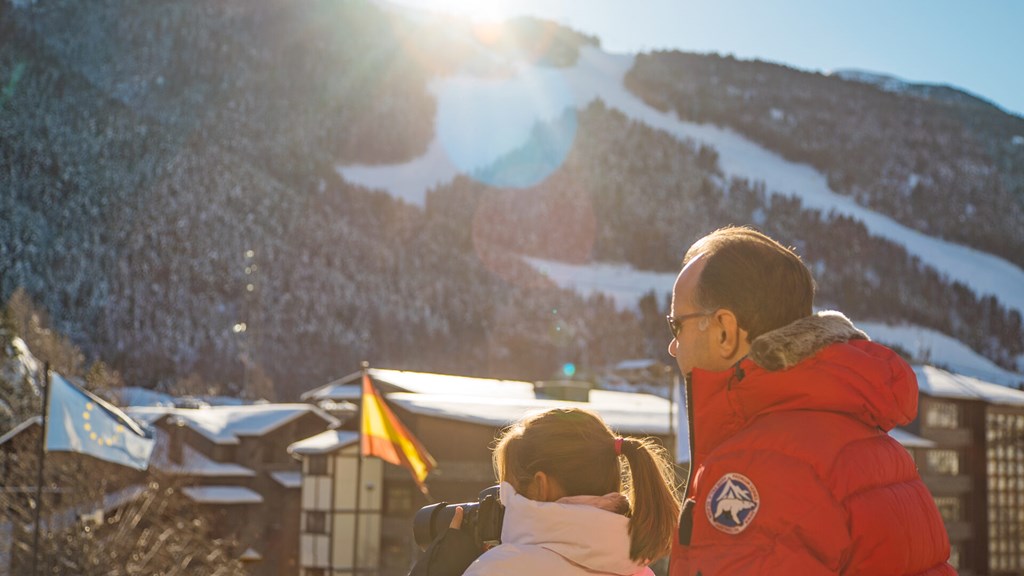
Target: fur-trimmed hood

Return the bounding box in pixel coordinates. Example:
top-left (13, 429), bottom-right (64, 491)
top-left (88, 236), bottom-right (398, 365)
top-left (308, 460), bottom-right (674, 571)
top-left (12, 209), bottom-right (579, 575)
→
top-left (687, 310), bottom-right (918, 461)
top-left (749, 310), bottom-right (869, 371)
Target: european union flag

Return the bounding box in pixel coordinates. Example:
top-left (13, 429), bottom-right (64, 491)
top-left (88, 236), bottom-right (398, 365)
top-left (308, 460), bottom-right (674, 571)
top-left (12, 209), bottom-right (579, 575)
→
top-left (45, 373), bottom-right (155, 471)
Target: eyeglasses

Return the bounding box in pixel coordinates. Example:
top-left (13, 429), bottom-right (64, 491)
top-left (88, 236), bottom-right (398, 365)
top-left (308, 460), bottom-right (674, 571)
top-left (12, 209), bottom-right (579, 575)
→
top-left (666, 311), bottom-right (711, 338)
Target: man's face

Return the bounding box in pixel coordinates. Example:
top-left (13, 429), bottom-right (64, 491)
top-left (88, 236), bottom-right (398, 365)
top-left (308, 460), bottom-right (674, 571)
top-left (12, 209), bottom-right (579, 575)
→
top-left (667, 254), bottom-right (713, 377)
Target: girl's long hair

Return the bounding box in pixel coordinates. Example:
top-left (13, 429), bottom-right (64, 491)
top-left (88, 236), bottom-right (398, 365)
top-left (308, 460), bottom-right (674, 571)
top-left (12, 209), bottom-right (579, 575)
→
top-left (493, 408), bottom-right (681, 562)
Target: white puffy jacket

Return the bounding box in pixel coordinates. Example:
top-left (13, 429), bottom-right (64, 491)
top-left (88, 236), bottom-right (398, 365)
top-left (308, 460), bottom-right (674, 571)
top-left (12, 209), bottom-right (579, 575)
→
top-left (463, 482), bottom-right (654, 576)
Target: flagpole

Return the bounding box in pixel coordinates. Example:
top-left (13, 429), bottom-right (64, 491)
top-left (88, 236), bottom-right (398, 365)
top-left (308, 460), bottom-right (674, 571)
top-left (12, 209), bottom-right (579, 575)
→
top-left (354, 361), bottom-right (368, 575)
top-left (31, 363), bottom-right (50, 576)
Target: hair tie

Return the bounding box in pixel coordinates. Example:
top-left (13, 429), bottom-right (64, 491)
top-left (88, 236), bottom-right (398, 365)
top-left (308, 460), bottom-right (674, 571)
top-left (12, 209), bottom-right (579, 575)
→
top-left (614, 437), bottom-right (624, 456)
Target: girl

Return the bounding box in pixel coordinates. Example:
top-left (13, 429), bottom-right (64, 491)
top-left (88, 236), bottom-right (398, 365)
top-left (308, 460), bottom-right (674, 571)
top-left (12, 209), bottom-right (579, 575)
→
top-left (414, 407), bottom-right (681, 575)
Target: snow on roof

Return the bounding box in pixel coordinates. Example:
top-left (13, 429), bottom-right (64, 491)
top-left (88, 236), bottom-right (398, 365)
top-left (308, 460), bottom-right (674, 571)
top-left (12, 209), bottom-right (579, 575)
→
top-left (613, 359), bottom-right (663, 372)
top-left (170, 445), bottom-right (255, 477)
top-left (126, 404), bottom-right (339, 445)
top-left (375, 369), bottom-right (536, 397)
top-left (889, 427), bottom-right (936, 449)
top-left (288, 430), bottom-right (359, 456)
top-left (916, 365), bottom-right (1024, 406)
top-left (111, 386), bottom-right (263, 409)
top-left (151, 438), bottom-right (256, 478)
top-left (302, 368), bottom-right (537, 402)
top-left (181, 486), bottom-right (263, 505)
top-left (314, 399), bottom-right (358, 415)
top-left (388, 390), bottom-right (672, 435)
top-left (302, 382), bottom-right (360, 402)
top-left (270, 471), bottom-right (303, 489)
top-left (302, 369), bottom-right (672, 434)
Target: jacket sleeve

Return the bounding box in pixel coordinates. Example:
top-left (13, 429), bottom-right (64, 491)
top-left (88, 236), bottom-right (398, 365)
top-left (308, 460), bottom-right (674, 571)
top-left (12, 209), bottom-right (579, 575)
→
top-left (408, 526), bottom-right (482, 576)
top-left (676, 448), bottom-right (850, 575)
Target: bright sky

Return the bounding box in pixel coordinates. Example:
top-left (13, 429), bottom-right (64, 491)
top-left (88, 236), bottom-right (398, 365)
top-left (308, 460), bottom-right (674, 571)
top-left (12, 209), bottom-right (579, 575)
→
top-left (388, 0), bottom-right (1024, 118)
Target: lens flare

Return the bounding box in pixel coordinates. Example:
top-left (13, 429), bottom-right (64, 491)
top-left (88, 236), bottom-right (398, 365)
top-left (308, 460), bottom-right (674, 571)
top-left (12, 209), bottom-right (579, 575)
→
top-left (435, 66), bottom-right (578, 189)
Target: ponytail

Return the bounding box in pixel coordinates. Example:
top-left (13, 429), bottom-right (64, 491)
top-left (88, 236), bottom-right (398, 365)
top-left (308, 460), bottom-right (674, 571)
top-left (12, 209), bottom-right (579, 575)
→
top-left (619, 437), bottom-right (682, 562)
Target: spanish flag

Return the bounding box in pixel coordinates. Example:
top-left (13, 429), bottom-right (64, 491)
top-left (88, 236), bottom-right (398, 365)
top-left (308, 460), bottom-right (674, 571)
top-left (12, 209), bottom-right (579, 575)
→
top-left (361, 373), bottom-right (436, 495)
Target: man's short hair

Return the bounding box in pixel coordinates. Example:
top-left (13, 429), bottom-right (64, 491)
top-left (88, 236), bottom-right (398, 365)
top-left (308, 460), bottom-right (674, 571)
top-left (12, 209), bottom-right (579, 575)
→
top-left (683, 226), bottom-right (815, 342)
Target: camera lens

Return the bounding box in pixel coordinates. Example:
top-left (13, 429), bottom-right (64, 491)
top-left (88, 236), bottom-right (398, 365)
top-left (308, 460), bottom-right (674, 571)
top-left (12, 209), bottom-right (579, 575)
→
top-left (411, 485), bottom-right (503, 550)
top-left (412, 501), bottom-right (480, 549)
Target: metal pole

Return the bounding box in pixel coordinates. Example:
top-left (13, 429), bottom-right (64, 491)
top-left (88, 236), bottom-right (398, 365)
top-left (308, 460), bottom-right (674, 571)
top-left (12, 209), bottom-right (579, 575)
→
top-left (353, 361), bottom-right (368, 574)
top-left (31, 364), bottom-right (50, 576)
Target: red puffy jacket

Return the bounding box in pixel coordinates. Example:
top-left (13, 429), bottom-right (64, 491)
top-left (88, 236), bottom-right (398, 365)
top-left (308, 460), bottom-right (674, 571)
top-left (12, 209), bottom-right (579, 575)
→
top-left (669, 311), bottom-right (956, 575)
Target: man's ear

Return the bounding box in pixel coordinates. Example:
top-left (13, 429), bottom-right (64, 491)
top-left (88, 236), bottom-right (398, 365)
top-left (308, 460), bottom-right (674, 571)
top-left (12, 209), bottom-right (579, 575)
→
top-left (712, 309), bottom-right (747, 360)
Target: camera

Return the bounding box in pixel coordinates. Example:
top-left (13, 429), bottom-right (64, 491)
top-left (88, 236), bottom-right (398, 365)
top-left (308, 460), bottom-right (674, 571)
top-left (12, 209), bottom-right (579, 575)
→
top-left (413, 485), bottom-right (504, 550)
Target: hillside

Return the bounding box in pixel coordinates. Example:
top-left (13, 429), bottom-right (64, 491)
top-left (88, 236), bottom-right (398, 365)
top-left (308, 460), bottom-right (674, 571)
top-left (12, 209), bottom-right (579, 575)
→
top-left (1, 0), bottom-right (1021, 396)
top-left (625, 51), bottom-right (1024, 268)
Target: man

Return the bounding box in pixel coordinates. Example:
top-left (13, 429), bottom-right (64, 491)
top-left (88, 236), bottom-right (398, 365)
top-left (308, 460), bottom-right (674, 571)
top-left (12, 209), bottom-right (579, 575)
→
top-left (667, 227), bottom-right (955, 575)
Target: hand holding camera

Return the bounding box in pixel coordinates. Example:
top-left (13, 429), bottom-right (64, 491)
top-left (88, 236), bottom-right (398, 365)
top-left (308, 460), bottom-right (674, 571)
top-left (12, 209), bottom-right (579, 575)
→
top-left (408, 486), bottom-right (504, 576)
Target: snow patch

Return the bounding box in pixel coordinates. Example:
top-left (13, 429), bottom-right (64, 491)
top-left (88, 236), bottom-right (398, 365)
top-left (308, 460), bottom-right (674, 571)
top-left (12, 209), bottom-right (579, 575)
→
top-left (830, 69), bottom-right (910, 94)
top-left (522, 257), bottom-right (1024, 389)
top-left (524, 257), bottom-right (676, 310)
top-left (907, 173), bottom-right (921, 190)
top-left (859, 322), bottom-right (1024, 388)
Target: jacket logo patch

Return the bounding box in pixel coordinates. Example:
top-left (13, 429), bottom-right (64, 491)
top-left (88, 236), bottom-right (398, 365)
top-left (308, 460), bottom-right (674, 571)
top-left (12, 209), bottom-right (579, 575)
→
top-left (705, 473), bottom-right (759, 534)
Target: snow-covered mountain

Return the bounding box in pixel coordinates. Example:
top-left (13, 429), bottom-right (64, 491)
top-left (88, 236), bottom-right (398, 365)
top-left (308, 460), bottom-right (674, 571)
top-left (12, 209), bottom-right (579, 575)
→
top-left (337, 41), bottom-right (1024, 387)
top-left (340, 45), bottom-right (1024, 317)
top-left (1, 0), bottom-right (1021, 394)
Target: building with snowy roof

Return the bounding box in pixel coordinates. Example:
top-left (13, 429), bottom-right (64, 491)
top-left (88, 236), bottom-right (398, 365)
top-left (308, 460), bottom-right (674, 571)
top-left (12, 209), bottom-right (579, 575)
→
top-left (5, 361), bottom-right (1022, 576)
top-left (295, 367), bottom-right (678, 576)
top-left (0, 400), bottom-right (341, 576)
top-left (906, 365), bottom-right (1024, 576)
top-left (297, 364), bottom-right (1024, 576)
top-left (123, 403), bottom-right (341, 576)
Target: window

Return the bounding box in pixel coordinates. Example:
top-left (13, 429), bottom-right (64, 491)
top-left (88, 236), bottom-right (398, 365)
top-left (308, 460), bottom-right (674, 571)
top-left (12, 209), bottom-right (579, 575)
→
top-left (925, 401), bottom-right (960, 429)
top-left (987, 410), bottom-right (1024, 573)
top-left (385, 484), bottom-right (415, 515)
top-left (933, 496), bottom-right (961, 522)
top-left (308, 455), bottom-right (328, 476)
top-left (305, 511), bottom-right (327, 534)
top-left (926, 449), bottom-right (960, 475)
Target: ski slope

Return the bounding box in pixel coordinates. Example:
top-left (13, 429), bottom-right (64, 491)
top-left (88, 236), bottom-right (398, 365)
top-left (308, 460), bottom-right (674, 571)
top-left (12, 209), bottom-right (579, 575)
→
top-left (337, 45), bottom-right (1024, 317)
